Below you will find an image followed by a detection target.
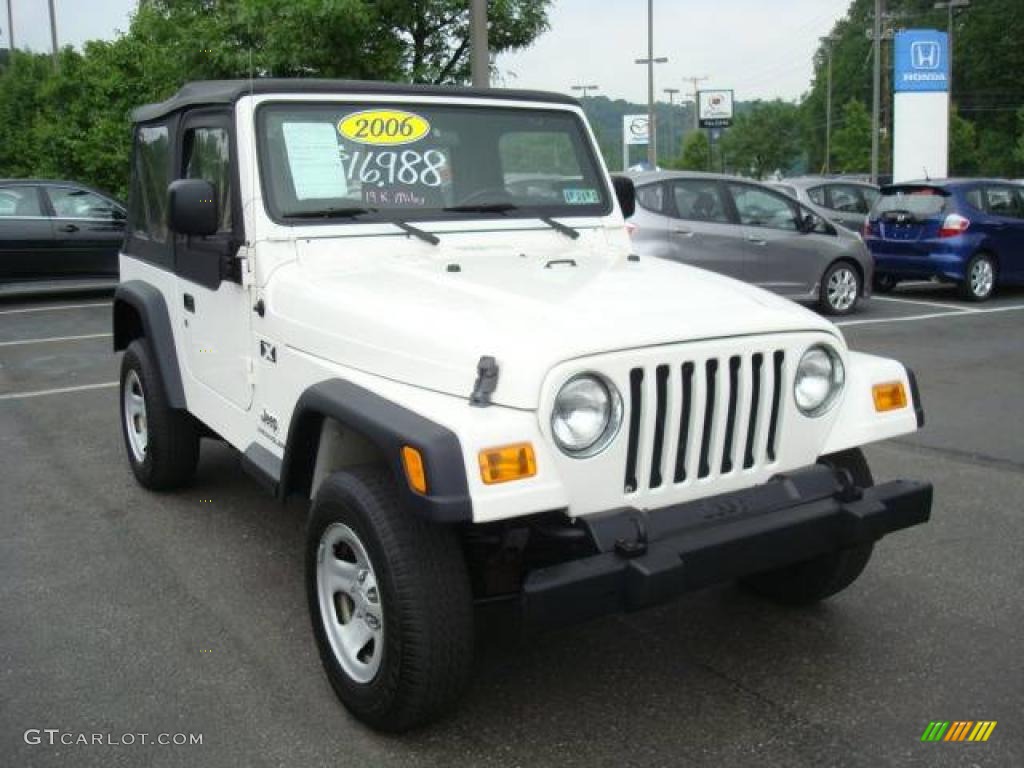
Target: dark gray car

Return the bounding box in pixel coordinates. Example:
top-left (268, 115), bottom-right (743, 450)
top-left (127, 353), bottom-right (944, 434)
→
top-left (628, 171), bottom-right (873, 314)
top-left (0, 179), bottom-right (125, 294)
top-left (767, 176), bottom-right (880, 232)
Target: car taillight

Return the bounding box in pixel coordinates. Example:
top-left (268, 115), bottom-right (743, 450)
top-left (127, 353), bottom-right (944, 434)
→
top-left (939, 213), bottom-right (970, 238)
top-left (861, 217), bottom-right (871, 237)
top-left (625, 221), bottom-right (638, 238)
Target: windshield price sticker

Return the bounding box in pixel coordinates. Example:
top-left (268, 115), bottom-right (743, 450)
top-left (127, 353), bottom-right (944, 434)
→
top-left (340, 148), bottom-right (446, 189)
top-left (338, 110), bottom-right (432, 146)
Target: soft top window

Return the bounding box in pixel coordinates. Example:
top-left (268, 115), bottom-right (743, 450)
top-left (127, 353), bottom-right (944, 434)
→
top-left (256, 102), bottom-right (611, 223)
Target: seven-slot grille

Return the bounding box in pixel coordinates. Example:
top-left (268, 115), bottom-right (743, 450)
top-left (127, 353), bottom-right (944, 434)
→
top-left (623, 350), bottom-right (786, 495)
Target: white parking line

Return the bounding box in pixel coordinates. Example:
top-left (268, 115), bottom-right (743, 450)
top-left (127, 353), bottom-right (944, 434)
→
top-left (838, 303), bottom-right (1024, 327)
top-left (0, 381), bottom-right (118, 401)
top-left (871, 295), bottom-right (975, 312)
top-left (0, 302), bottom-right (111, 315)
top-left (0, 332), bottom-right (112, 348)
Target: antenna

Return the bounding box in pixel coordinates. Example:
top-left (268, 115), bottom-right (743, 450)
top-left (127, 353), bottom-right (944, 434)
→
top-left (923, 166), bottom-right (930, 181)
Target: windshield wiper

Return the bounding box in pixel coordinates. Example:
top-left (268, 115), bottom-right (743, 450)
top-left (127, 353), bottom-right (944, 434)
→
top-left (443, 203), bottom-right (580, 240)
top-left (443, 203), bottom-right (520, 214)
top-left (539, 216), bottom-right (579, 240)
top-left (287, 206), bottom-right (375, 219)
top-left (286, 206), bottom-right (439, 245)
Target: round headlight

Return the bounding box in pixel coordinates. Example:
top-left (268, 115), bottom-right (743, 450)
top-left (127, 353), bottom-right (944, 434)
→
top-left (551, 374), bottom-right (623, 457)
top-left (794, 345), bottom-right (845, 416)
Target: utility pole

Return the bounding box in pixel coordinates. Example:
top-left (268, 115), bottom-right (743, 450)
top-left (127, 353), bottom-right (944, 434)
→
top-left (870, 0), bottom-right (883, 184)
top-left (47, 0), bottom-right (58, 69)
top-left (821, 36), bottom-right (836, 174)
top-left (664, 87), bottom-right (679, 158)
top-left (6, 0), bottom-right (13, 50)
top-left (681, 75), bottom-right (709, 131)
top-left (934, 0), bottom-right (970, 161)
top-left (469, 0), bottom-right (489, 88)
top-left (571, 84), bottom-right (600, 99)
top-left (635, 0), bottom-right (667, 166)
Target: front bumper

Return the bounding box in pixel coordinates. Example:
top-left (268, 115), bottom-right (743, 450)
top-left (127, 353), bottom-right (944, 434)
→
top-left (523, 464), bottom-right (932, 627)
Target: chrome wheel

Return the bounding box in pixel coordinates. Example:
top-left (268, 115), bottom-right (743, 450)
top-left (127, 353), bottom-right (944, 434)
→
top-left (969, 257), bottom-right (994, 298)
top-left (316, 523), bottom-right (383, 684)
top-left (123, 369), bottom-right (148, 463)
top-left (826, 266), bottom-right (858, 312)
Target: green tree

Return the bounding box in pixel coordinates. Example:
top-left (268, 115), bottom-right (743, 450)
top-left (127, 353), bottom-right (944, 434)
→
top-left (719, 100), bottom-right (802, 178)
top-left (1014, 107), bottom-right (1024, 166)
top-left (830, 99), bottom-right (871, 173)
top-left (672, 130), bottom-right (710, 171)
top-left (950, 109), bottom-right (980, 176)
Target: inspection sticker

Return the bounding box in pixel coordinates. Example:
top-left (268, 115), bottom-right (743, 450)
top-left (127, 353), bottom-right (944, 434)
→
top-left (338, 110), bottom-right (431, 146)
top-left (563, 188), bottom-right (600, 205)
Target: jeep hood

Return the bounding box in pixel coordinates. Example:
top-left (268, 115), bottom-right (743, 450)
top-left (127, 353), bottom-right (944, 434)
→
top-left (269, 233), bottom-right (839, 409)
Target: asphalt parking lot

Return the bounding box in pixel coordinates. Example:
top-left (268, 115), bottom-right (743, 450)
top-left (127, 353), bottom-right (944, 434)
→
top-left (2, 286), bottom-right (1022, 767)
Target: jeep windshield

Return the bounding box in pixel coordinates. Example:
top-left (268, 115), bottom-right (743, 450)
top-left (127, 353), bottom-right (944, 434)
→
top-left (256, 102), bottom-right (611, 223)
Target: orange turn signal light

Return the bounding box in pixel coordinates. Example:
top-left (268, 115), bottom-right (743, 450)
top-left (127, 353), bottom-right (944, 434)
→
top-left (478, 443), bottom-right (537, 485)
top-left (401, 446), bottom-right (428, 494)
top-left (872, 381), bottom-right (908, 412)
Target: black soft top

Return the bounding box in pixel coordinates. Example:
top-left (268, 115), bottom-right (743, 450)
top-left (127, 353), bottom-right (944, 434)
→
top-left (132, 78), bottom-right (579, 123)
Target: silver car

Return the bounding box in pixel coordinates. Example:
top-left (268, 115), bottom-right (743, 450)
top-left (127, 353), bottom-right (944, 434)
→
top-left (628, 171), bottom-right (873, 315)
top-left (767, 176), bottom-right (880, 232)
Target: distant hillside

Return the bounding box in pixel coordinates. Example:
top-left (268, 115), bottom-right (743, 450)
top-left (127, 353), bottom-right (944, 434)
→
top-left (577, 95), bottom-right (757, 169)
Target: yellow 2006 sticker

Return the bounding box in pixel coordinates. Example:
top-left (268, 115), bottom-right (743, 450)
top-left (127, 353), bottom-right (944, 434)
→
top-left (338, 110), bottom-right (431, 146)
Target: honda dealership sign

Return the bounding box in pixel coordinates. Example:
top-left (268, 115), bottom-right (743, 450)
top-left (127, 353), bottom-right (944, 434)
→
top-left (697, 90), bottom-right (733, 128)
top-left (894, 29), bottom-right (949, 92)
top-left (892, 29), bottom-right (949, 182)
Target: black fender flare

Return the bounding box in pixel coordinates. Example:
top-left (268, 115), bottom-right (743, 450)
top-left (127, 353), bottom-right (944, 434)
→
top-left (112, 280), bottom-right (186, 409)
top-left (279, 379), bottom-right (473, 523)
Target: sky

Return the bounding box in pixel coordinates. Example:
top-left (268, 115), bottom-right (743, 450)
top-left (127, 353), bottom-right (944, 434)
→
top-left (4, 0), bottom-right (852, 103)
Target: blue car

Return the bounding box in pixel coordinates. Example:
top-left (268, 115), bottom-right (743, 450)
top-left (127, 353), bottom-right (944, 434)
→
top-left (864, 179), bottom-right (1024, 301)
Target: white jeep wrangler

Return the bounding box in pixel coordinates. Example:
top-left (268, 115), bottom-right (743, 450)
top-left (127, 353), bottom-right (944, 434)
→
top-left (114, 79), bottom-right (931, 731)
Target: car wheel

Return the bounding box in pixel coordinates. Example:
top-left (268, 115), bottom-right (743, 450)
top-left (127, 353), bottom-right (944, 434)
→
top-left (740, 449), bottom-right (874, 605)
top-left (818, 261), bottom-right (862, 315)
top-left (120, 339), bottom-right (199, 490)
top-left (960, 252), bottom-right (996, 301)
top-left (306, 468), bottom-right (474, 732)
top-left (873, 274), bottom-right (899, 294)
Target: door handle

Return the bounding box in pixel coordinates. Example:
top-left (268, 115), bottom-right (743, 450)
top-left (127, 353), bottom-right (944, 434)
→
top-left (746, 236), bottom-right (767, 246)
top-left (58, 224), bottom-right (79, 233)
top-left (672, 227), bottom-right (694, 237)
top-left (183, 294), bottom-right (195, 313)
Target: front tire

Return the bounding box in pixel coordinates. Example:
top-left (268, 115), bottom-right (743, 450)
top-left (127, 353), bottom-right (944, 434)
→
top-left (740, 449), bottom-right (874, 605)
top-left (959, 252), bottom-right (996, 301)
top-left (120, 339), bottom-right (199, 490)
top-left (306, 468), bottom-right (474, 732)
top-left (818, 261), bottom-right (862, 315)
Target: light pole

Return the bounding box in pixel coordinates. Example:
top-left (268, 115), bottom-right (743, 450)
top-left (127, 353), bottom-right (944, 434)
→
top-left (571, 84), bottom-right (600, 100)
top-left (6, 0), bottom-right (13, 50)
top-left (870, 0), bottom-right (883, 184)
top-left (934, 0), bottom-right (969, 149)
top-left (635, 0), bottom-right (667, 166)
top-left (47, 0), bottom-right (58, 69)
top-left (820, 36), bottom-right (836, 174)
top-left (469, 0), bottom-right (489, 88)
top-left (664, 87), bottom-right (679, 159)
top-left (681, 75), bottom-right (709, 131)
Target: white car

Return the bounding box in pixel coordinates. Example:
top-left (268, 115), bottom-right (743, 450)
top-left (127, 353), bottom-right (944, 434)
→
top-left (113, 79), bottom-right (932, 731)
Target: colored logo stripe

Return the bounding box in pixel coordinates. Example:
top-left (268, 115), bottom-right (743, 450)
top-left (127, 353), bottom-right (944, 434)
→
top-left (921, 721), bottom-right (996, 742)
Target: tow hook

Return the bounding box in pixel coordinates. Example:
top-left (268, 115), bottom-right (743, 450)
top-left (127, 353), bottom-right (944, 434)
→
top-left (614, 513), bottom-right (648, 558)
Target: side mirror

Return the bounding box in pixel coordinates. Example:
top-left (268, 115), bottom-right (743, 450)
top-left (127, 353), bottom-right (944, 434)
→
top-left (168, 179), bottom-right (218, 237)
top-left (798, 211), bottom-right (818, 234)
top-left (611, 175), bottom-right (636, 218)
